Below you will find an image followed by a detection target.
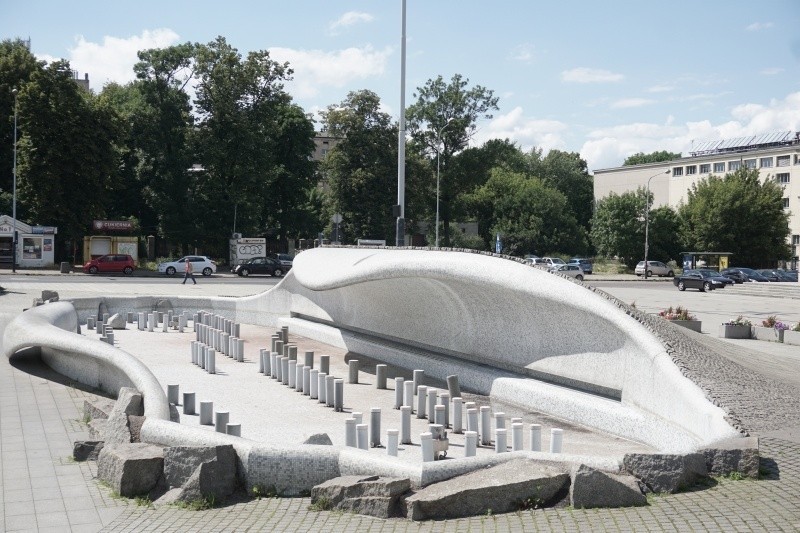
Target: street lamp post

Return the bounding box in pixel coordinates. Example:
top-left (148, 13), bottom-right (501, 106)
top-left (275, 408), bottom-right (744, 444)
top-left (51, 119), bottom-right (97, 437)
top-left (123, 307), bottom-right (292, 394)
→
top-left (12, 88), bottom-right (18, 273)
top-left (435, 118), bottom-right (454, 247)
top-left (643, 169), bottom-right (671, 279)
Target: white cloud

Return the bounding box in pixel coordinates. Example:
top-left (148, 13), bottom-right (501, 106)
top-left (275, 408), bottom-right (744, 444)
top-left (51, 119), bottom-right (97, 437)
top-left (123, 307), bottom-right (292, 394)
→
top-left (760, 67), bottom-right (784, 76)
top-left (561, 67), bottom-right (624, 83)
top-left (49, 29), bottom-right (181, 89)
top-left (610, 98), bottom-right (656, 109)
top-left (647, 84), bottom-right (675, 93)
top-left (475, 106), bottom-right (568, 153)
top-left (329, 11), bottom-right (374, 34)
top-left (270, 45), bottom-right (391, 98)
top-left (510, 43), bottom-right (535, 63)
top-left (745, 22), bottom-right (773, 32)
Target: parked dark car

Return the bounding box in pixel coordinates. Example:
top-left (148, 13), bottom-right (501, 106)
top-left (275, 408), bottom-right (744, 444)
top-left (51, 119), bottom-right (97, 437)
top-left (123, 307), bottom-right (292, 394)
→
top-left (698, 269), bottom-right (735, 286)
top-left (82, 254), bottom-right (135, 275)
top-left (718, 268), bottom-right (747, 284)
top-left (233, 256), bottom-right (286, 277)
top-left (757, 269), bottom-right (795, 282)
top-left (568, 258), bottom-right (593, 275)
top-left (721, 267), bottom-right (770, 282)
top-left (673, 269), bottom-right (731, 292)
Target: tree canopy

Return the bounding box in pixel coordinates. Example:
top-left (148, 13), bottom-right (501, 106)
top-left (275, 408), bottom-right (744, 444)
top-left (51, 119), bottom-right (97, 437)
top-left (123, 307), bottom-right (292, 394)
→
top-left (623, 150), bottom-right (680, 166)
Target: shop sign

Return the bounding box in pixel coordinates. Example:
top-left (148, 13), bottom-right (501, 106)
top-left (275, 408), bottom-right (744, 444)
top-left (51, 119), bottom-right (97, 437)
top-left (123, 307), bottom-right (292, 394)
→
top-left (93, 220), bottom-right (133, 231)
top-left (31, 226), bottom-right (56, 234)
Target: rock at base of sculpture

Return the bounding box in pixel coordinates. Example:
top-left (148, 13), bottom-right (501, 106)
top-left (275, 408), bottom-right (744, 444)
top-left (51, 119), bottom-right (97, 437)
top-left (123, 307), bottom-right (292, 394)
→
top-left (88, 419), bottom-right (107, 441)
top-left (169, 404), bottom-right (180, 423)
top-left (84, 398), bottom-right (116, 420)
top-left (41, 290), bottom-right (59, 302)
top-left (311, 476), bottom-right (411, 519)
top-left (303, 433), bottom-right (333, 445)
top-left (403, 459), bottom-right (569, 521)
top-left (103, 387), bottom-right (144, 445)
top-left (128, 415), bottom-right (146, 443)
top-left (701, 437), bottom-right (759, 479)
top-left (570, 464), bottom-right (646, 509)
top-left (623, 453), bottom-right (708, 493)
top-left (73, 440), bottom-right (105, 461)
top-left (163, 445), bottom-right (237, 502)
top-left (97, 443), bottom-right (164, 497)
top-left (107, 313), bottom-right (127, 330)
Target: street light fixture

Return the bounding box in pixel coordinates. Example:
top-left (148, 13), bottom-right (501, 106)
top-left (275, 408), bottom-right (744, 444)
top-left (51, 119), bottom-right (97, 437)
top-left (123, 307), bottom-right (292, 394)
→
top-left (643, 169), bottom-right (671, 279)
top-left (12, 88), bottom-right (18, 273)
top-left (435, 118), bottom-right (454, 248)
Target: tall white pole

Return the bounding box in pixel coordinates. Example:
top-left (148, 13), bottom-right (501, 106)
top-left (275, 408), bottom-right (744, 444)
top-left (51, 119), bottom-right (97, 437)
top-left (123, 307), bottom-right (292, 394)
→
top-left (12, 89), bottom-right (18, 273)
top-left (396, 0), bottom-right (407, 246)
top-left (435, 147), bottom-right (440, 247)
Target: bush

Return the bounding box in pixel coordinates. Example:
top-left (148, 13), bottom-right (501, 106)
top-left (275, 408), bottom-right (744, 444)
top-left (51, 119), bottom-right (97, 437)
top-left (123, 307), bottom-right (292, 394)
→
top-left (658, 306), bottom-right (696, 321)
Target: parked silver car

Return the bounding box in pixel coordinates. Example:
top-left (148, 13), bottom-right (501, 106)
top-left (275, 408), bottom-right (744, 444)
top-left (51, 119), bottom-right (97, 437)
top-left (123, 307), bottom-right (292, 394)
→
top-left (157, 255), bottom-right (217, 276)
top-left (635, 260), bottom-right (674, 277)
top-left (549, 263), bottom-right (585, 281)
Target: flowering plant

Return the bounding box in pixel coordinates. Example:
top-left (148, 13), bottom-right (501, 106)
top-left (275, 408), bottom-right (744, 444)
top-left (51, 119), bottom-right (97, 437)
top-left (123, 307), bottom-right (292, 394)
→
top-left (658, 306), bottom-right (697, 321)
top-left (792, 323), bottom-right (800, 332)
top-left (762, 316), bottom-right (777, 328)
top-left (773, 321), bottom-right (790, 331)
top-left (723, 316), bottom-right (751, 327)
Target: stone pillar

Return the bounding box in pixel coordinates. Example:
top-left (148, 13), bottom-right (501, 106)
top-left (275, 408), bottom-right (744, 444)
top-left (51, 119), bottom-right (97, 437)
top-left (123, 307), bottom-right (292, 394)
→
top-left (352, 412), bottom-right (363, 425)
top-left (326, 375), bottom-right (335, 408)
top-left (126, 312), bottom-right (133, 324)
top-left (348, 359), bottom-right (359, 384)
top-left (232, 323), bottom-right (240, 338)
top-left (512, 423), bottom-right (523, 451)
top-left (167, 385), bottom-right (179, 405)
top-left (420, 432), bottom-right (434, 462)
top-left (287, 344), bottom-right (297, 362)
top-left (183, 392), bottom-right (195, 415)
top-left (427, 388), bottom-right (438, 421)
top-left (550, 428), bottom-right (563, 453)
top-left (147, 313), bottom-right (154, 332)
top-left (295, 364), bottom-right (304, 392)
top-left (416, 386), bottom-right (428, 419)
top-left (304, 351), bottom-right (314, 369)
top-left (235, 338), bottom-right (244, 362)
top-left (495, 428), bottom-right (507, 453)
top-left (302, 365), bottom-right (311, 395)
top-left (447, 374), bottom-right (461, 399)
top-left (439, 393), bottom-right (450, 428)
top-left (319, 355), bottom-right (330, 376)
top-left (162, 319), bottom-right (168, 333)
top-left (400, 406), bottom-right (411, 444)
top-left (394, 377), bottom-right (404, 409)
top-left (281, 325), bottom-right (289, 344)
top-left (334, 379), bottom-right (344, 412)
top-left (345, 419), bottom-right (357, 447)
top-left (412, 369), bottom-right (424, 394)
top-left (199, 346), bottom-right (206, 370)
top-left (403, 380), bottom-right (414, 411)
top-left (258, 349), bottom-right (265, 374)
top-left (275, 340), bottom-right (284, 358)
top-left (281, 357), bottom-right (289, 385)
top-left (138, 312), bottom-right (145, 331)
top-left (226, 424), bottom-right (241, 437)
top-left (318, 373), bottom-right (327, 404)
top-left (271, 335), bottom-right (280, 353)
top-left (356, 424), bottom-right (368, 450)
top-left (370, 408), bottom-right (381, 448)
top-left (310, 369), bottom-right (319, 399)
top-left (434, 405), bottom-right (446, 427)
top-left (206, 349), bottom-right (215, 374)
top-left (106, 332), bottom-right (114, 345)
top-left (465, 431), bottom-right (478, 457)
top-left (200, 401), bottom-right (213, 425)
top-left (215, 411), bottom-right (229, 433)
top-left (480, 406), bottom-right (491, 446)
top-left (452, 397), bottom-right (463, 434)
top-left (288, 361), bottom-right (297, 388)
top-left (530, 424), bottom-right (542, 452)
top-left (511, 417), bottom-right (523, 426)
top-left (271, 353), bottom-right (279, 379)
top-left (387, 429), bottom-right (399, 457)
top-left (220, 333), bottom-right (229, 356)
top-left (495, 412), bottom-right (505, 442)
top-left (375, 364), bottom-right (387, 389)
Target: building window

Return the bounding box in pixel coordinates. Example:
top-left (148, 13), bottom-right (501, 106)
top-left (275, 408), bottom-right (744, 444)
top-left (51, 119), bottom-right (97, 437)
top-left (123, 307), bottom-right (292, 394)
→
top-left (672, 167), bottom-right (683, 177)
top-left (22, 237), bottom-right (42, 260)
top-left (713, 162), bottom-right (725, 173)
top-left (700, 164), bottom-right (710, 173)
top-left (777, 173), bottom-right (790, 184)
top-left (686, 165), bottom-right (697, 175)
top-left (744, 159), bottom-right (757, 169)
top-left (728, 161), bottom-right (741, 171)
top-left (783, 198), bottom-right (790, 209)
top-left (793, 235), bottom-right (800, 245)
top-left (761, 157), bottom-right (773, 168)
top-left (777, 155), bottom-right (790, 167)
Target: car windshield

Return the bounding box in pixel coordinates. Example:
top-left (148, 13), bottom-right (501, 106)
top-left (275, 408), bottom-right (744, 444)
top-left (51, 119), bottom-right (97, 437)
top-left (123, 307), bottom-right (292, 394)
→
top-left (552, 259), bottom-right (565, 264)
top-left (699, 269), bottom-right (721, 276)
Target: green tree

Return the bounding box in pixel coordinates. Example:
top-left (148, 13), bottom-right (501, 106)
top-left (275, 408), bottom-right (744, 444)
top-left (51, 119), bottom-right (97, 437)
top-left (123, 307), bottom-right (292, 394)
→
top-left (623, 150), bottom-right (680, 166)
top-left (590, 189), bottom-right (647, 268)
top-left (406, 74), bottom-right (499, 246)
top-left (525, 148), bottom-right (594, 230)
top-left (679, 167), bottom-right (790, 266)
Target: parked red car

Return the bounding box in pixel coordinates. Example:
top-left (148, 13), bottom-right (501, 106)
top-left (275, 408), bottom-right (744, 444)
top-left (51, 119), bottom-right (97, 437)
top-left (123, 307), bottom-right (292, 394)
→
top-left (83, 254), bottom-right (136, 275)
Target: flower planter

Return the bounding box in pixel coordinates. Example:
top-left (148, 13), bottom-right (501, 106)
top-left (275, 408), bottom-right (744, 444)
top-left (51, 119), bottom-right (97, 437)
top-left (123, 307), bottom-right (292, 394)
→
top-left (784, 330), bottom-right (800, 346)
top-left (669, 320), bottom-right (702, 333)
top-left (718, 324), bottom-right (751, 339)
top-left (751, 326), bottom-right (784, 343)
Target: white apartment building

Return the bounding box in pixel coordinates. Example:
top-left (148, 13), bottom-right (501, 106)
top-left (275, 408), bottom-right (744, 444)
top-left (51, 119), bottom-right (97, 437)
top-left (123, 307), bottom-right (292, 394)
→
top-left (593, 131), bottom-right (800, 266)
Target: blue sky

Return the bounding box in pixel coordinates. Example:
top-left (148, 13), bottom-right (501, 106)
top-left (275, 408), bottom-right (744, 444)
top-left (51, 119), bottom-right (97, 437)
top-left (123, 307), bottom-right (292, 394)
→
top-left (3, 0), bottom-right (799, 171)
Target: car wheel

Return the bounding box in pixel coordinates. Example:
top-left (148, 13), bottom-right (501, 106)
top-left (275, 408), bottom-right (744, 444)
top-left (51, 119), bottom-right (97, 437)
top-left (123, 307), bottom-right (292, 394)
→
top-left (678, 281), bottom-right (685, 291)
top-left (166, 266), bottom-right (176, 276)
top-left (123, 266), bottom-right (133, 275)
top-left (274, 268), bottom-right (284, 277)
top-left (647, 270), bottom-right (653, 277)
top-left (240, 268), bottom-right (250, 277)
top-left (202, 267), bottom-right (212, 276)
top-left (703, 281), bottom-right (712, 292)
top-left (576, 275), bottom-right (583, 282)
top-left (88, 266), bottom-right (98, 275)
top-left (666, 270), bottom-right (674, 277)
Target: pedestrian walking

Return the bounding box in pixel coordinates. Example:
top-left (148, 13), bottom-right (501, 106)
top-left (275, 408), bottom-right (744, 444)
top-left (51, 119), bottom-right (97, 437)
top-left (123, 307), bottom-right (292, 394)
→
top-left (182, 258), bottom-right (196, 285)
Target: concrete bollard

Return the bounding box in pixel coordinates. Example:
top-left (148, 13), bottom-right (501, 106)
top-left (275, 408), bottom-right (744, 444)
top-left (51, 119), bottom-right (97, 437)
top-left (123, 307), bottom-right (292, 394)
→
top-left (275, 340), bottom-right (284, 358)
top-left (302, 365), bottom-right (311, 395)
top-left (236, 339), bottom-right (244, 362)
top-left (447, 374), bottom-right (461, 399)
top-left (467, 408), bottom-right (478, 435)
top-left (326, 375), bottom-right (335, 408)
top-left (394, 377), bottom-right (404, 409)
top-left (106, 332), bottom-right (114, 345)
top-left (199, 346), bottom-right (206, 370)
top-left (334, 379), bottom-right (344, 412)
top-left (495, 412), bottom-right (505, 442)
top-left (183, 392), bottom-right (195, 415)
top-left (226, 424), bottom-right (241, 437)
top-left (147, 313), bottom-right (154, 332)
top-left (530, 424), bottom-right (542, 452)
top-left (427, 388), bottom-right (438, 421)
top-left (200, 401), bottom-right (213, 425)
top-left (348, 359), bottom-right (359, 384)
top-left (221, 333), bottom-right (230, 356)
top-left (420, 432), bottom-right (434, 462)
top-left (480, 406), bottom-right (491, 445)
top-left (412, 369), bottom-right (424, 394)
top-left (356, 424), bottom-right (369, 450)
top-left (103, 313), bottom-right (109, 324)
top-left (352, 412), bottom-right (363, 425)
top-left (400, 406), bottom-right (411, 444)
top-left (232, 322), bottom-right (240, 338)
top-left (434, 404), bottom-right (446, 427)
top-left (318, 373), bottom-right (327, 404)
top-left (495, 428), bottom-right (507, 453)
top-left (271, 335), bottom-right (280, 353)
top-left (162, 319), bottom-right (168, 333)
top-left (511, 417), bottom-right (523, 426)
top-left (190, 342), bottom-right (196, 365)
top-left (287, 345), bottom-right (297, 362)
top-left (439, 393), bottom-right (450, 428)
top-left (550, 428), bottom-right (563, 453)
top-left (295, 364), bottom-right (304, 392)
top-left (138, 312), bottom-right (145, 331)
top-left (512, 423), bottom-right (524, 451)
top-left (452, 397), bottom-right (463, 434)
top-left (271, 353), bottom-right (279, 379)
top-left (465, 431), bottom-right (478, 457)
top-left (87, 316), bottom-right (95, 330)
top-left (206, 349), bottom-right (215, 374)
top-left (126, 312), bottom-right (133, 324)
top-left (387, 429), bottom-right (399, 457)
top-left (370, 408), bottom-right (381, 447)
top-left (258, 349), bottom-right (265, 374)
top-left (281, 357), bottom-right (289, 385)
top-left (288, 360), bottom-right (297, 388)
top-left (403, 380), bottom-right (414, 411)
top-left (310, 369), bottom-right (319, 399)
top-left (376, 364), bottom-right (387, 389)
top-left (416, 386), bottom-right (428, 419)
top-left (304, 351), bottom-right (314, 369)
top-left (167, 385), bottom-right (179, 405)
top-left (319, 355), bottom-right (330, 376)
top-left (345, 419), bottom-right (357, 447)
top-left (214, 411), bottom-right (229, 433)
top-left (281, 325), bottom-right (289, 344)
